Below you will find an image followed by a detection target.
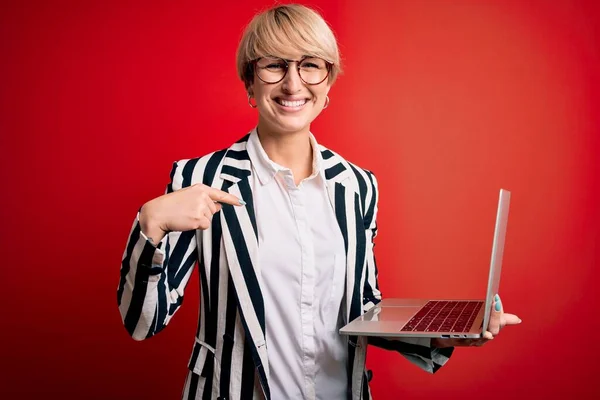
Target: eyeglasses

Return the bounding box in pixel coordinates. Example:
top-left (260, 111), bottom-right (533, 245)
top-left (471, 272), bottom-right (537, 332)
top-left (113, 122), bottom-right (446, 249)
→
top-left (252, 56), bottom-right (332, 85)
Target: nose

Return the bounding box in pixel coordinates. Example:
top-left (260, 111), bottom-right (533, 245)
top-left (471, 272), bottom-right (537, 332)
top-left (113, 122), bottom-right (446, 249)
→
top-left (281, 63), bottom-right (303, 93)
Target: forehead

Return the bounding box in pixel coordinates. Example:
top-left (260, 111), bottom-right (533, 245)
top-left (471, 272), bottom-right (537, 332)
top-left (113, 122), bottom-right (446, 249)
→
top-left (251, 34), bottom-right (324, 61)
top-left (259, 45), bottom-right (306, 58)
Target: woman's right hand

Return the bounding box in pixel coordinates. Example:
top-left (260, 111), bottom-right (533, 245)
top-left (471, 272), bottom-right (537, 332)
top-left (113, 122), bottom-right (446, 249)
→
top-left (139, 183), bottom-right (244, 243)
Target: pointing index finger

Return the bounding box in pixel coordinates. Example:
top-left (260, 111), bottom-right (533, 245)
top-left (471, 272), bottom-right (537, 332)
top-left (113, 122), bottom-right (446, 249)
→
top-left (207, 187), bottom-right (245, 206)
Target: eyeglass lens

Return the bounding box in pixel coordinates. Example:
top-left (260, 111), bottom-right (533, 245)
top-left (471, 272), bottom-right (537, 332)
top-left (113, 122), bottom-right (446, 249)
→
top-left (256, 57), bottom-right (329, 84)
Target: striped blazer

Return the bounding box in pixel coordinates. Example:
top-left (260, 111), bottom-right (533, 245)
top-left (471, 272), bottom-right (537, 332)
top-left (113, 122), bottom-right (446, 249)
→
top-left (117, 133), bottom-right (453, 400)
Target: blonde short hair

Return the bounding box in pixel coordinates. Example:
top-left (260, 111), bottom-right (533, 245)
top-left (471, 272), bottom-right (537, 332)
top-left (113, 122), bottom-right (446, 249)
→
top-left (236, 4), bottom-right (342, 90)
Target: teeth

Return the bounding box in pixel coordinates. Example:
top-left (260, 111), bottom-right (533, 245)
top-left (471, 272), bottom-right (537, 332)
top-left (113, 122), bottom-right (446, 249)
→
top-left (278, 99), bottom-right (306, 107)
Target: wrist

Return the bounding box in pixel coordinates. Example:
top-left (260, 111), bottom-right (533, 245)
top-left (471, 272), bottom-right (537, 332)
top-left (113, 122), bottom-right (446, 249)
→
top-left (140, 202), bottom-right (167, 243)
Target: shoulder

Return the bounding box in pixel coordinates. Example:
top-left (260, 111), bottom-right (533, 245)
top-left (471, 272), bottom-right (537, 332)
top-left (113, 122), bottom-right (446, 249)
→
top-left (318, 144), bottom-right (380, 226)
top-left (167, 149), bottom-right (230, 192)
top-left (318, 144), bottom-right (378, 193)
top-left (167, 133), bottom-right (253, 191)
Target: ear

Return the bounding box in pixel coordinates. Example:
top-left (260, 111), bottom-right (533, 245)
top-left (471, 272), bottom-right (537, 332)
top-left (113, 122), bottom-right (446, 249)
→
top-left (245, 75), bottom-right (256, 98)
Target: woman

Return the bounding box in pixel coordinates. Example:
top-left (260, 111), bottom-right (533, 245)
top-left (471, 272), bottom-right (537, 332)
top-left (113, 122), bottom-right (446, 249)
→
top-left (117, 4), bottom-right (520, 400)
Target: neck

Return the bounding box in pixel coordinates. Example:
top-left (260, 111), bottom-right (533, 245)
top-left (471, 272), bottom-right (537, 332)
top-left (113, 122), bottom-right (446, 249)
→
top-left (256, 120), bottom-right (313, 184)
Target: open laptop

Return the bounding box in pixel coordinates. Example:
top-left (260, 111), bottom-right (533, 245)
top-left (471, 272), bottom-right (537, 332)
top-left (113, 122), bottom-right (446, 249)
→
top-left (340, 189), bottom-right (511, 339)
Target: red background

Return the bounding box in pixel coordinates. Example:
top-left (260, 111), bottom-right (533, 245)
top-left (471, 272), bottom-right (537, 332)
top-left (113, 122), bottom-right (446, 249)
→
top-left (1, 0), bottom-right (598, 398)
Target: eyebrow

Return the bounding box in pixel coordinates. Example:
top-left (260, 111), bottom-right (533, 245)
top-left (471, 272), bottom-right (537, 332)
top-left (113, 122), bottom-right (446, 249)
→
top-left (265, 55), bottom-right (313, 62)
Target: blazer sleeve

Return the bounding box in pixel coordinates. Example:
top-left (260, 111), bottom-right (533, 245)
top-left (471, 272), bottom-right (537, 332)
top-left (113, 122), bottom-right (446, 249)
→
top-left (116, 161), bottom-right (199, 341)
top-left (362, 171), bottom-right (454, 373)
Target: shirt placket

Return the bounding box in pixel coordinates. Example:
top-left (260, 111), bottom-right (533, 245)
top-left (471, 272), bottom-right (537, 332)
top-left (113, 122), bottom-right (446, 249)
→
top-left (281, 171), bottom-right (317, 400)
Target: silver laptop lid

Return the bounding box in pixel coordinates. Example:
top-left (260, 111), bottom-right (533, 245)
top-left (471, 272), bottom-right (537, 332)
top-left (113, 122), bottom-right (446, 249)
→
top-left (481, 189), bottom-right (511, 334)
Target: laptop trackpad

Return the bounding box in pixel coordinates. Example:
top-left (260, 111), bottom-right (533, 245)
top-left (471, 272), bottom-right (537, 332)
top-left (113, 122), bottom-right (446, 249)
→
top-left (361, 306), bottom-right (420, 322)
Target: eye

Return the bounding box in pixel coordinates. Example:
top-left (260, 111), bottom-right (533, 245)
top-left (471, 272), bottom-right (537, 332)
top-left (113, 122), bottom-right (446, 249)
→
top-left (265, 62), bottom-right (286, 70)
top-left (258, 58), bottom-right (287, 71)
top-left (300, 58), bottom-right (326, 69)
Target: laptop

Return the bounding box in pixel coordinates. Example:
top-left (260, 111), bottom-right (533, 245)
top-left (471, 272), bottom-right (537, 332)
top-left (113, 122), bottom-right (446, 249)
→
top-left (339, 189), bottom-right (511, 339)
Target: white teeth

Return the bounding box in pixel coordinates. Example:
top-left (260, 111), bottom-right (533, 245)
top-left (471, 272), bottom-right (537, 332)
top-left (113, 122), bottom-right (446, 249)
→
top-left (278, 99), bottom-right (307, 107)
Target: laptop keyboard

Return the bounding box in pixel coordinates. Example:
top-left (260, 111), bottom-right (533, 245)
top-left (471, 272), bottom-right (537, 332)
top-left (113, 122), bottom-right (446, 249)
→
top-left (400, 300), bottom-right (484, 333)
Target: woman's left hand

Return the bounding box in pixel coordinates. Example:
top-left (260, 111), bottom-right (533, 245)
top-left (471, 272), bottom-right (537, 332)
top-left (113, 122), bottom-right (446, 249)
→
top-left (432, 294), bottom-right (521, 348)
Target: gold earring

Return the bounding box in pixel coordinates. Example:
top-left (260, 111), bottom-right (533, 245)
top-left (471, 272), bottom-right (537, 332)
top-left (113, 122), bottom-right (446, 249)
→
top-left (248, 94), bottom-right (257, 108)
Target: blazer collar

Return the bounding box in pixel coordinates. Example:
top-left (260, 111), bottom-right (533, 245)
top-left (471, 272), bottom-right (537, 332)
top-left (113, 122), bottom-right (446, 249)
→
top-left (219, 131), bottom-right (354, 188)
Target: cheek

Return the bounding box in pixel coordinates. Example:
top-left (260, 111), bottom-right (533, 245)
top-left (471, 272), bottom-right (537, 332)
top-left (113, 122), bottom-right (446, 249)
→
top-left (313, 87), bottom-right (330, 101)
top-left (250, 82), bottom-right (266, 99)
top-left (254, 84), bottom-right (273, 99)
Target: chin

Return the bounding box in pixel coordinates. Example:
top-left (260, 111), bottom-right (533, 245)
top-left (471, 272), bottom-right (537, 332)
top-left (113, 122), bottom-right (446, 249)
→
top-left (278, 123), bottom-right (309, 134)
top-left (273, 115), bottom-right (315, 134)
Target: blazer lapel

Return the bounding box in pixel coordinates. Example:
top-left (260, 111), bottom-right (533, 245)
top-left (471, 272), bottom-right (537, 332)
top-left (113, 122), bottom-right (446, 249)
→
top-left (218, 136), bottom-right (271, 398)
top-left (322, 148), bottom-right (371, 399)
top-left (321, 148), bottom-right (366, 325)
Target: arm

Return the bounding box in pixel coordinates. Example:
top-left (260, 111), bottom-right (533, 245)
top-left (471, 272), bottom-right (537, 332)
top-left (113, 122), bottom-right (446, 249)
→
top-left (362, 171), bottom-right (454, 373)
top-left (116, 161), bottom-right (199, 341)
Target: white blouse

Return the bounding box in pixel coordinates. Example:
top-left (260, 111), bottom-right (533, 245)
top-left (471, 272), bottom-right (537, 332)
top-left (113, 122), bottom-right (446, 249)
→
top-left (246, 129), bottom-right (348, 400)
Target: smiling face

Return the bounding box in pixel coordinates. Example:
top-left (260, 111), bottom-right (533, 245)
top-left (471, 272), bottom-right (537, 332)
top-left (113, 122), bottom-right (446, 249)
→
top-left (236, 4), bottom-right (342, 136)
top-left (249, 56), bottom-right (331, 135)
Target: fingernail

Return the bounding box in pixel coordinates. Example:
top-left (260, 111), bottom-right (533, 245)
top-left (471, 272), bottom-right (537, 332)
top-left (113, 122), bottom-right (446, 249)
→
top-left (494, 301), bottom-right (501, 312)
top-left (494, 294), bottom-right (499, 302)
top-left (518, 319), bottom-right (522, 324)
top-left (239, 199), bottom-right (247, 206)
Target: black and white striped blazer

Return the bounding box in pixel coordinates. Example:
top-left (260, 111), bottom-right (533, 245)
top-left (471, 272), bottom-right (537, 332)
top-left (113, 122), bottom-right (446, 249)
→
top-left (117, 133), bottom-right (453, 400)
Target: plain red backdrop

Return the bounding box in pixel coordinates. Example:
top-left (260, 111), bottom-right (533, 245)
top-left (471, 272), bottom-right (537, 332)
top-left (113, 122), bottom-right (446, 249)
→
top-left (1, 0), bottom-right (598, 398)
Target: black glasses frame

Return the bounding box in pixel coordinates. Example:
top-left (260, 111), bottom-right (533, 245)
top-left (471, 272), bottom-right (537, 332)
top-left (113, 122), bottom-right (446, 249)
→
top-left (251, 56), bottom-right (333, 85)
